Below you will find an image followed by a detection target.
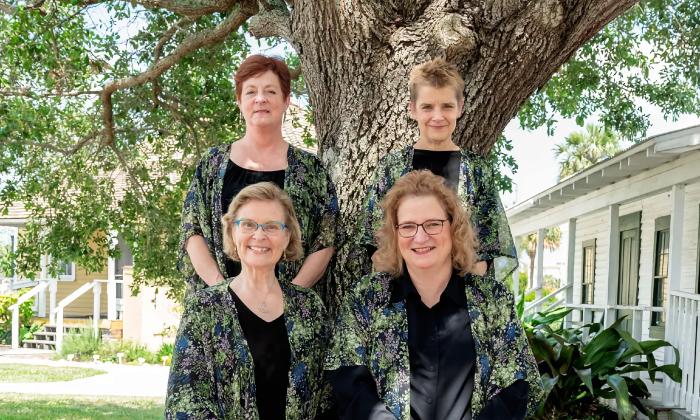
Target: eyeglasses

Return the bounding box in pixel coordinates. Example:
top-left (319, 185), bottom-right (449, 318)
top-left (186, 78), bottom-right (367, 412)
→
top-left (234, 219), bottom-right (288, 235)
top-left (395, 219), bottom-right (449, 238)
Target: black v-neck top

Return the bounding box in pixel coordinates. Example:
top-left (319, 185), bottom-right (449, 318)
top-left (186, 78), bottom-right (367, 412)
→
top-left (221, 160), bottom-right (285, 278)
top-left (412, 149), bottom-right (461, 191)
top-left (229, 287), bottom-right (291, 420)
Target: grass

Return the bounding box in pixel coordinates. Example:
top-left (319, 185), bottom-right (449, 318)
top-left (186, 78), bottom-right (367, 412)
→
top-left (0, 394), bottom-right (164, 419)
top-left (0, 364), bottom-right (106, 383)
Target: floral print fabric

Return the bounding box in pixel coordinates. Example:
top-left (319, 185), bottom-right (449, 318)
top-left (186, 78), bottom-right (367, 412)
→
top-left (325, 271), bottom-right (543, 419)
top-left (166, 280), bottom-right (330, 419)
top-left (177, 143), bottom-right (339, 298)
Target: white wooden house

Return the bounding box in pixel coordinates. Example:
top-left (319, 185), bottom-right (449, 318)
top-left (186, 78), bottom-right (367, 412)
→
top-left (507, 125), bottom-right (700, 417)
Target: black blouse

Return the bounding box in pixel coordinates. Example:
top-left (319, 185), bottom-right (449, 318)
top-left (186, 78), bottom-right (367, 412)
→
top-left (411, 149), bottom-right (461, 191)
top-left (221, 160), bottom-right (285, 278)
top-left (229, 287), bottom-right (291, 420)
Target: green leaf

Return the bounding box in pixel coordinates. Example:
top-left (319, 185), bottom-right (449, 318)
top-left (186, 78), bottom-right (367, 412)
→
top-left (607, 374), bottom-right (634, 420)
top-left (574, 367), bottom-right (594, 395)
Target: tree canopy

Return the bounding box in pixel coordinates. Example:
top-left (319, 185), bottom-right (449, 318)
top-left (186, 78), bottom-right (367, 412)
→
top-left (1, 0), bottom-right (699, 297)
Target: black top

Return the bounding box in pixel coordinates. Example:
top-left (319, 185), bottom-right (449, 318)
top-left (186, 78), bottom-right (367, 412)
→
top-left (221, 160), bottom-right (285, 278)
top-left (328, 270), bottom-right (475, 419)
top-left (399, 270), bottom-right (476, 420)
top-left (412, 149), bottom-right (461, 191)
top-left (229, 287), bottom-right (290, 420)
top-left (328, 270), bottom-right (529, 420)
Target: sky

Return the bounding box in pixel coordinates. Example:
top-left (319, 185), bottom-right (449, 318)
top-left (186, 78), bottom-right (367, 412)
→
top-left (503, 110), bottom-right (700, 208)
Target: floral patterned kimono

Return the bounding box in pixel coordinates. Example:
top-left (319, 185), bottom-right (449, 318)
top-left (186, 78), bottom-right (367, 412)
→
top-left (356, 146), bottom-right (518, 284)
top-left (166, 280), bottom-right (330, 419)
top-left (325, 270), bottom-right (543, 419)
top-left (178, 144), bottom-right (339, 297)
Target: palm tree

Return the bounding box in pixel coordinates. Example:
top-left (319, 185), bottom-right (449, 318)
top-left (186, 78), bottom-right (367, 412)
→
top-left (554, 124), bottom-right (622, 180)
top-left (519, 227), bottom-right (562, 290)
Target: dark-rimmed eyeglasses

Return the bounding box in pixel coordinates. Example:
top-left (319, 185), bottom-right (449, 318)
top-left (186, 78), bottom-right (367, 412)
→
top-left (234, 218), bottom-right (287, 235)
top-left (395, 219), bottom-right (449, 238)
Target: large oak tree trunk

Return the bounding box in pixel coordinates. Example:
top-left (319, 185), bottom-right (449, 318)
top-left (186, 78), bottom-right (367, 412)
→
top-left (250, 1), bottom-right (638, 303)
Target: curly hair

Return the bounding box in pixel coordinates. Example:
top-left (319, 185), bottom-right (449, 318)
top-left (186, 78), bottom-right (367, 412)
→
top-left (234, 54), bottom-right (291, 100)
top-left (408, 58), bottom-right (465, 102)
top-left (221, 182), bottom-right (303, 262)
top-left (372, 170), bottom-right (478, 277)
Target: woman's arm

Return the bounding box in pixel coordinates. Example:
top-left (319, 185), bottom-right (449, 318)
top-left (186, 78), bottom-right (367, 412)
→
top-left (185, 235), bottom-right (225, 286)
top-left (292, 247), bottom-right (335, 288)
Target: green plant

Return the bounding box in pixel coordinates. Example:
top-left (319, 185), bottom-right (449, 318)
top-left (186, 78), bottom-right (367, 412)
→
top-left (60, 328), bottom-right (102, 360)
top-left (0, 290), bottom-right (35, 344)
top-left (523, 306), bottom-right (682, 420)
top-left (20, 322), bottom-right (43, 342)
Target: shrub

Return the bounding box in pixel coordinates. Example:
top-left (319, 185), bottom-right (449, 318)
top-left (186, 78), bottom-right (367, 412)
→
top-left (522, 306), bottom-right (682, 420)
top-left (60, 328), bottom-right (101, 360)
top-left (0, 290), bottom-right (35, 344)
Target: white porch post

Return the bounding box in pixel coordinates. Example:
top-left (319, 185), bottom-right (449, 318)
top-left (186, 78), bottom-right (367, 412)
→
top-left (48, 279), bottom-right (57, 325)
top-left (605, 204), bottom-right (620, 327)
top-left (664, 184), bottom-right (685, 404)
top-left (37, 282), bottom-right (46, 317)
top-left (92, 281), bottom-right (101, 336)
top-left (566, 218), bottom-right (576, 326)
top-left (536, 228), bottom-right (545, 300)
top-left (667, 184), bottom-right (685, 293)
top-left (107, 254), bottom-right (117, 321)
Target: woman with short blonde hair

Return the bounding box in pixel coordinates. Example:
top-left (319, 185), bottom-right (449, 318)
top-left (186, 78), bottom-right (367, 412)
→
top-left (168, 182), bottom-right (332, 419)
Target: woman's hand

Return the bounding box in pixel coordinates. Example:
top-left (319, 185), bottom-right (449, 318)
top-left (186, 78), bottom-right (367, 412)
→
top-left (186, 235), bottom-right (226, 286)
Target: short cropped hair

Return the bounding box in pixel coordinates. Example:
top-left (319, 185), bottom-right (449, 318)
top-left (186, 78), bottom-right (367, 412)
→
top-left (234, 55), bottom-right (291, 100)
top-left (408, 58), bottom-right (465, 102)
top-left (222, 182), bottom-right (303, 262)
top-left (372, 170), bottom-right (477, 277)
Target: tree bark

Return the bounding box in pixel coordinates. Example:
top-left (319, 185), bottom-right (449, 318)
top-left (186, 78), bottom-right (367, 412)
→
top-left (275, 0), bottom-right (639, 225)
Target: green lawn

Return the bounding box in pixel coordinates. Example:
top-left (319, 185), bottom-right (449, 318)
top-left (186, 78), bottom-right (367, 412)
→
top-left (0, 364), bottom-right (106, 382)
top-left (0, 394), bottom-right (164, 419)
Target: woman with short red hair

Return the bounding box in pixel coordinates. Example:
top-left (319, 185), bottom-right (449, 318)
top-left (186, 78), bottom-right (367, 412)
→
top-left (179, 55), bottom-right (338, 298)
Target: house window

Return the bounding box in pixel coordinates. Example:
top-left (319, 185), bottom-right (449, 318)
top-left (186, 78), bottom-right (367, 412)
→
top-left (46, 256), bottom-right (76, 281)
top-left (581, 239), bottom-right (596, 304)
top-left (57, 260), bottom-right (75, 281)
top-left (652, 216), bottom-right (670, 327)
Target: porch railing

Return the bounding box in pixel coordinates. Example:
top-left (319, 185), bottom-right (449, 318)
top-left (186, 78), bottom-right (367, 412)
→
top-left (53, 278), bottom-right (123, 352)
top-left (523, 284), bottom-right (572, 316)
top-left (665, 291), bottom-right (700, 416)
top-left (8, 279), bottom-right (57, 349)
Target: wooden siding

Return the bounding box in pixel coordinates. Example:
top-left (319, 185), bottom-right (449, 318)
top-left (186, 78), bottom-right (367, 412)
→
top-left (55, 264), bottom-right (109, 318)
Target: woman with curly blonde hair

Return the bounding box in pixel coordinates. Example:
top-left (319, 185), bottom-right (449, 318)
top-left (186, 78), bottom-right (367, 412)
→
top-left (327, 171), bottom-right (542, 420)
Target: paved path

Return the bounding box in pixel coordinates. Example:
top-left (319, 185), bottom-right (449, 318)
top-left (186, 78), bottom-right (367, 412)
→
top-left (0, 355), bottom-right (169, 398)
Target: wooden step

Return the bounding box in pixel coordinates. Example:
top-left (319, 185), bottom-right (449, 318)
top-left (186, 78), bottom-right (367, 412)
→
top-left (21, 339), bottom-right (56, 350)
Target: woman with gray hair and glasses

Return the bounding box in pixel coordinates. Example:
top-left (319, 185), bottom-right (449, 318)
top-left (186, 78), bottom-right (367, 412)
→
top-left (167, 182), bottom-right (332, 419)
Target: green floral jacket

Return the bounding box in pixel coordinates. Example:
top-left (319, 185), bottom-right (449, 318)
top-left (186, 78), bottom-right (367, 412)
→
top-left (178, 143), bottom-right (339, 297)
top-left (326, 271), bottom-right (543, 419)
top-left (166, 280), bottom-right (329, 419)
top-left (355, 146), bottom-right (517, 283)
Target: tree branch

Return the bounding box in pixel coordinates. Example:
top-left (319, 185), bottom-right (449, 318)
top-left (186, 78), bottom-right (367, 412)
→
top-left (0, 1), bottom-right (15, 14)
top-left (248, 0), bottom-right (291, 40)
top-left (24, 129), bottom-right (104, 156)
top-left (0, 89), bottom-right (101, 97)
top-left (109, 143), bottom-right (148, 203)
top-left (100, 5), bottom-right (254, 145)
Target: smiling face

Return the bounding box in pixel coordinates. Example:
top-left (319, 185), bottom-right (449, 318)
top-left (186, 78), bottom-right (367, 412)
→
top-left (409, 84), bottom-right (464, 146)
top-left (232, 199), bottom-right (290, 271)
top-left (236, 70), bottom-right (290, 129)
top-left (396, 194), bottom-right (453, 273)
